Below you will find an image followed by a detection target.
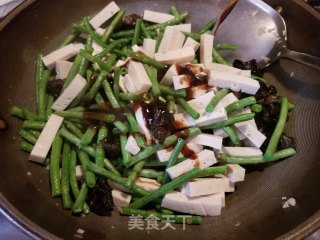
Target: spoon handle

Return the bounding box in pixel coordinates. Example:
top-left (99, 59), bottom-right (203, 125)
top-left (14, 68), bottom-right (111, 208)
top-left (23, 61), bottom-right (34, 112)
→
top-left (281, 48), bottom-right (320, 70)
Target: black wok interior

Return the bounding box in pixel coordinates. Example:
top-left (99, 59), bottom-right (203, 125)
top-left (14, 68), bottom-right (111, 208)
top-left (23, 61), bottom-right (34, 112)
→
top-left (0, 0), bottom-right (319, 239)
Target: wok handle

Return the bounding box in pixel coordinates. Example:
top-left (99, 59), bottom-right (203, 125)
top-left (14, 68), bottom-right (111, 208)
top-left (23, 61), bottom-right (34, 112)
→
top-left (281, 48), bottom-right (320, 70)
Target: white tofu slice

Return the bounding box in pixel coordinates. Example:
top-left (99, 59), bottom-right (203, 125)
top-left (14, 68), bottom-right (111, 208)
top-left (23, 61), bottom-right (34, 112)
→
top-left (158, 27), bottom-right (185, 53)
top-left (96, 27), bottom-right (105, 35)
top-left (226, 164), bottom-right (246, 183)
top-left (214, 174), bottom-right (235, 193)
top-left (132, 44), bottom-right (147, 55)
top-left (213, 127), bottom-right (246, 140)
top-left (29, 114), bottom-right (64, 163)
top-left (143, 10), bottom-right (174, 23)
top-left (92, 41), bottom-right (104, 55)
top-left (161, 191), bottom-right (222, 216)
top-left (222, 147), bottom-right (263, 156)
top-left (128, 61), bottom-right (152, 92)
top-left (235, 123), bottom-right (266, 148)
top-left (89, 1), bottom-right (120, 29)
top-left (174, 113), bottom-right (196, 129)
top-left (135, 177), bottom-right (161, 192)
top-left (231, 107), bottom-right (257, 128)
top-left (200, 33), bottom-right (214, 68)
top-left (166, 149), bottom-right (217, 179)
top-left (142, 38), bottom-right (156, 58)
top-left (154, 47), bottom-right (195, 65)
top-left (195, 108), bottom-right (228, 127)
top-left (180, 178), bottom-right (225, 197)
top-left (75, 165), bottom-right (84, 180)
top-left (122, 74), bottom-right (137, 93)
top-left (112, 189), bottom-right (132, 207)
top-left (208, 70), bottom-right (260, 95)
top-left (134, 105), bottom-right (152, 145)
top-left (170, 24), bottom-right (192, 33)
top-left (118, 75), bottom-right (128, 93)
top-left (55, 60), bottom-right (73, 79)
top-left (115, 58), bottom-right (131, 67)
top-left (215, 192), bottom-right (226, 207)
top-left (172, 75), bottom-right (192, 90)
top-left (52, 74), bottom-right (86, 111)
top-left (185, 142), bottom-right (204, 154)
top-left (157, 147), bottom-right (177, 162)
top-left (183, 37), bottom-right (200, 52)
top-left (189, 133), bottom-right (223, 150)
top-left (125, 135), bottom-right (141, 155)
top-left (240, 70), bottom-right (251, 77)
top-left (160, 64), bottom-right (178, 86)
top-left (187, 83), bottom-right (209, 99)
top-left (187, 91), bottom-right (215, 110)
top-left (209, 63), bottom-right (252, 77)
top-left (43, 43), bottom-right (83, 70)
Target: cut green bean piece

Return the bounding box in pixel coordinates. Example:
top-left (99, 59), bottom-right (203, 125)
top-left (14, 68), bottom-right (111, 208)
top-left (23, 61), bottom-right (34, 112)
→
top-left (95, 39), bottom-right (129, 58)
top-left (159, 85), bottom-right (186, 97)
top-left (199, 18), bottom-right (217, 34)
top-left (222, 126), bottom-right (241, 146)
top-left (72, 182), bottom-right (89, 213)
top-left (79, 50), bottom-right (112, 72)
top-left (166, 95), bottom-right (176, 114)
top-left (169, 6), bottom-right (180, 17)
top-left (251, 75), bottom-right (268, 85)
top-left (22, 120), bottom-right (46, 130)
top-left (82, 17), bottom-right (107, 48)
top-left (64, 120), bottom-right (83, 138)
top-left (38, 70), bottom-right (50, 121)
top-left (121, 208), bottom-right (202, 225)
top-left (113, 66), bottom-right (121, 101)
top-left (212, 48), bottom-right (230, 65)
top-left (102, 9), bottom-right (126, 42)
top-left (176, 97), bottom-right (200, 119)
top-left (82, 70), bottom-right (107, 105)
top-left (20, 141), bottom-right (34, 153)
top-left (78, 151), bottom-right (96, 188)
top-left (22, 108), bottom-right (39, 121)
top-left (62, 54), bottom-right (83, 90)
top-left (196, 166), bottom-right (227, 177)
top-left (35, 54), bottom-right (44, 114)
top-left (264, 98), bottom-right (289, 161)
top-left (119, 92), bottom-right (152, 102)
top-left (155, 27), bottom-right (165, 52)
top-left (80, 126), bottom-right (98, 146)
top-left (45, 95), bottom-right (54, 119)
top-left (128, 168), bottom-right (200, 209)
top-left (54, 111), bottom-right (115, 123)
top-left (10, 106), bottom-right (25, 119)
top-left (130, 144), bottom-right (163, 166)
top-left (125, 161), bottom-right (145, 189)
top-left (50, 134), bottom-right (63, 197)
top-left (140, 21), bottom-right (151, 38)
top-left (205, 88), bottom-right (229, 112)
top-left (288, 102), bottom-right (295, 111)
top-left (139, 169), bottom-right (163, 179)
top-left (214, 43), bottom-right (237, 51)
top-left (61, 142), bottom-right (72, 209)
top-left (114, 121), bottom-right (128, 134)
top-left (225, 96), bottom-right (256, 113)
top-left (102, 79), bottom-right (120, 108)
top-left (201, 113), bottom-right (255, 130)
top-left (132, 19), bottom-right (142, 46)
top-left (19, 130), bottom-right (38, 145)
top-left (120, 134), bottom-right (132, 167)
top-left (163, 127), bottom-right (202, 147)
top-left (129, 52), bottom-right (166, 69)
top-left (144, 65), bottom-right (161, 97)
top-left (59, 31), bottom-right (79, 48)
top-left (251, 104), bottom-right (263, 113)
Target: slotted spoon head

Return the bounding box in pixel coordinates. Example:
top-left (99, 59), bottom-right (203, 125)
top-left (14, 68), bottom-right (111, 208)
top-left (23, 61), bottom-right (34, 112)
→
top-left (215, 0), bottom-right (287, 68)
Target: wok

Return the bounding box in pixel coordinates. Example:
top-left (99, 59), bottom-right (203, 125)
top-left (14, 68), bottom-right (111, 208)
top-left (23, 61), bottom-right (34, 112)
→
top-left (0, 0), bottom-right (319, 239)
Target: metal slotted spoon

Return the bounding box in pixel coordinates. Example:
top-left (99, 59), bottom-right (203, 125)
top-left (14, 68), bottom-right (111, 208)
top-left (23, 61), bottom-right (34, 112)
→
top-left (215, 0), bottom-right (320, 69)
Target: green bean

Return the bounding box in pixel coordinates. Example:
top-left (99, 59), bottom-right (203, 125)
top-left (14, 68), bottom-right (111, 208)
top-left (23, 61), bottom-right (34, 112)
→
top-left (10, 106), bottom-right (25, 119)
top-left (214, 43), bottom-right (237, 51)
top-left (166, 95), bottom-right (176, 114)
top-left (22, 120), bottom-right (46, 130)
top-left (38, 70), bottom-right (50, 121)
top-left (169, 6), bottom-right (180, 17)
top-left (131, 19), bottom-right (142, 46)
top-left (80, 126), bottom-right (98, 146)
top-left (95, 39), bottom-right (129, 58)
top-left (205, 88), bottom-right (229, 112)
top-left (212, 48), bottom-right (230, 65)
top-left (144, 65), bottom-right (161, 97)
top-left (199, 18), bottom-right (217, 34)
top-left (176, 97), bottom-right (200, 119)
top-left (140, 21), bottom-right (151, 38)
top-left (125, 161), bottom-right (145, 189)
top-left (130, 144), bottom-right (163, 166)
top-left (162, 138), bottom-right (186, 184)
top-left (201, 113), bottom-right (255, 130)
top-left (119, 92), bottom-right (152, 102)
top-left (20, 141), bottom-right (34, 153)
top-left (86, 161), bottom-right (150, 196)
top-left (29, 130), bottom-right (41, 138)
top-left (154, 204), bottom-right (174, 215)
top-left (78, 151), bottom-right (96, 188)
top-left (69, 149), bottom-right (90, 213)
top-left (225, 96), bottom-right (256, 113)
top-left (163, 127), bottom-right (202, 147)
top-left (190, 59), bottom-right (199, 64)
top-left (19, 130), bottom-right (38, 145)
top-left (113, 49), bottom-right (127, 58)
top-left (288, 102), bottom-right (295, 111)
top-left (102, 9), bottom-right (126, 42)
top-left (79, 50), bottom-right (112, 72)
top-left (82, 70), bottom-right (107, 105)
top-left (251, 75), bottom-right (268, 85)
top-left (62, 54), bottom-right (83, 90)
top-left (113, 67), bottom-right (121, 101)
top-left (196, 166), bottom-right (227, 177)
top-left (120, 135), bottom-right (132, 167)
top-left (251, 104), bottom-right (263, 113)
top-left (61, 142), bottom-right (72, 209)
top-left (50, 134), bottom-right (63, 197)
top-left (114, 121), bottom-right (128, 133)
top-left (159, 85), bottom-right (186, 97)
top-left (82, 17), bottom-right (107, 48)
top-left (54, 111), bottom-right (115, 123)
top-left (72, 23), bottom-right (104, 47)
top-left (182, 32), bottom-right (201, 41)
top-left (128, 167), bottom-right (200, 209)
top-left (69, 74), bottom-right (96, 108)
top-left (59, 31), bottom-right (79, 48)
top-left (139, 169), bottom-right (163, 179)
top-left (68, 104), bottom-right (99, 112)
top-left (72, 182), bottom-right (89, 213)
top-left (264, 98), bottom-right (289, 161)
top-left (128, 52), bottom-right (166, 69)
top-left (63, 120), bottom-right (83, 138)
top-left (222, 126), bottom-right (241, 146)
top-left (95, 93), bottom-right (110, 111)
top-left (221, 148), bottom-right (296, 164)
top-left (112, 12), bottom-right (189, 38)
top-left (77, 36), bottom-right (93, 78)
top-left (102, 79), bottom-right (120, 108)
top-left (120, 208), bottom-right (202, 225)
top-left (35, 54), bottom-right (44, 114)
top-left (45, 95), bottom-right (54, 119)
top-left (155, 27), bottom-right (165, 52)
top-left (22, 108), bottom-right (38, 121)
top-left (105, 53), bottom-right (117, 67)
top-left (144, 158), bottom-right (167, 167)
top-left (125, 114), bottom-right (148, 148)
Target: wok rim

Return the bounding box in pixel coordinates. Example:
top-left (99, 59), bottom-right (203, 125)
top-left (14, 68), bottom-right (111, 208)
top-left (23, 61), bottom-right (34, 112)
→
top-left (0, 0), bottom-right (319, 239)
